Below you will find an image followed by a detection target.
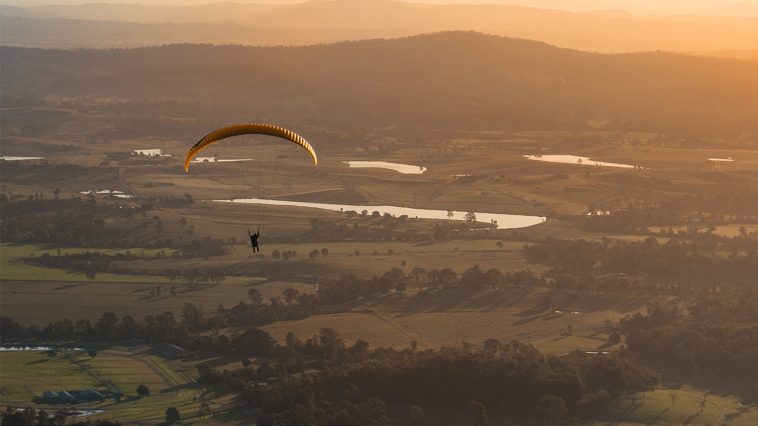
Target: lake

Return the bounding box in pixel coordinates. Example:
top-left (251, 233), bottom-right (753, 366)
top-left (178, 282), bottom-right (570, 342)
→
top-left (0, 346), bottom-right (83, 351)
top-left (0, 156), bottom-right (44, 161)
top-left (132, 149), bottom-right (171, 157)
top-left (343, 161), bottom-right (427, 174)
top-left (192, 157), bottom-right (255, 163)
top-left (524, 154), bottom-right (637, 169)
top-left (80, 189), bottom-right (133, 199)
top-left (216, 198), bottom-right (546, 230)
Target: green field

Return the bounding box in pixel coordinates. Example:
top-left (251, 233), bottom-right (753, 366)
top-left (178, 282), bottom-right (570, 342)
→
top-left (0, 350), bottom-right (101, 404)
top-left (598, 387), bottom-right (758, 426)
top-left (262, 297), bottom-right (633, 350)
top-left (0, 244), bottom-right (175, 283)
top-left (0, 347), bottom-right (236, 423)
top-left (0, 243), bottom-right (260, 284)
top-left (0, 278), bottom-right (277, 324)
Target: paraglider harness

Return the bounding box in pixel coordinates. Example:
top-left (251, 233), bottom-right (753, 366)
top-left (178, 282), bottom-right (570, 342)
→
top-left (248, 227), bottom-right (260, 253)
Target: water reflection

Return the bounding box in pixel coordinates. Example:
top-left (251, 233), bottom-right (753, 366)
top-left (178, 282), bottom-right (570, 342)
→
top-left (343, 161), bottom-right (427, 174)
top-left (216, 198), bottom-right (546, 230)
top-left (524, 155), bottom-right (637, 169)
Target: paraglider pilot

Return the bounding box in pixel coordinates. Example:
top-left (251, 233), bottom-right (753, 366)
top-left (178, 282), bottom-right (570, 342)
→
top-left (249, 227), bottom-right (260, 253)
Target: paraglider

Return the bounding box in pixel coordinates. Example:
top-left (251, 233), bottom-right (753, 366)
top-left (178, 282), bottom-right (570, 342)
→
top-left (249, 227), bottom-right (260, 253)
top-left (183, 123), bottom-right (318, 173)
top-left (183, 124), bottom-right (318, 252)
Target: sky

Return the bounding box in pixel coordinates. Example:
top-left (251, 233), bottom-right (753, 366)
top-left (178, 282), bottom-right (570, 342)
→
top-left (5, 0), bottom-right (758, 17)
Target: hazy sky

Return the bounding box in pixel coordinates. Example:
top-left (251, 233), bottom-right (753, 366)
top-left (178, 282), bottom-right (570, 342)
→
top-left (6, 0), bottom-right (758, 17)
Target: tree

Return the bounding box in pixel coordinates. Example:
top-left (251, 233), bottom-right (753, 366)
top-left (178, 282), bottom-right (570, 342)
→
top-left (464, 211), bottom-right (477, 226)
top-left (241, 358), bottom-right (252, 368)
top-left (466, 400), bottom-right (489, 426)
top-left (411, 267), bottom-right (426, 284)
top-left (136, 384), bottom-right (150, 396)
top-left (438, 268), bottom-right (458, 287)
top-left (285, 332), bottom-right (302, 350)
top-left (247, 288), bottom-right (263, 305)
top-left (197, 402), bottom-right (211, 419)
top-left (283, 288), bottom-right (299, 304)
top-left (484, 339), bottom-right (500, 354)
top-left (321, 248), bottom-right (329, 257)
top-left (232, 328), bottom-right (276, 356)
top-left (165, 407), bottom-right (180, 423)
top-left (88, 350), bottom-right (97, 358)
top-left (350, 339), bottom-right (369, 360)
top-left (256, 362), bottom-right (275, 379)
top-left (85, 267), bottom-right (97, 282)
top-left (409, 405), bottom-right (425, 426)
top-left (319, 328), bottom-right (344, 363)
top-left (537, 394), bottom-right (568, 426)
top-left (461, 265), bottom-right (487, 290)
top-left (181, 303), bottom-right (203, 330)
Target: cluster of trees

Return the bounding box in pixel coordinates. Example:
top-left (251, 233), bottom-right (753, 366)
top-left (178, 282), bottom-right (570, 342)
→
top-left (143, 194), bottom-right (194, 208)
top-left (270, 250), bottom-right (301, 260)
top-left (0, 263), bottom-right (552, 351)
top-left (524, 237), bottom-right (758, 285)
top-left (23, 251), bottom-right (134, 279)
top-left (196, 329), bottom-right (657, 425)
top-left (0, 196), bottom-right (225, 257)
top-left (621, 290), bottom-right (758, 394)
top-left (0, 287), bottom-right (320, 352)
top-left (220, 288), bottom-right (320, 328)
top-left (0, 309), bottom-right (281, 358)
top-left (306, 212), bottom-right (498, 243)
top-left (1, 310), bottom-right (185, 347)
top-left (307, 216), bottom-right (428, 242)
top-left (584, 191), bottom-right (758, 234)
top-left (317, 266), bottom-right (543, 305)
top-left (0, 162), bottom-right (93, 187)
top-left (0, 197), bottom-right (140, 246)
top-left (23, 251), bottom-right (227, 282)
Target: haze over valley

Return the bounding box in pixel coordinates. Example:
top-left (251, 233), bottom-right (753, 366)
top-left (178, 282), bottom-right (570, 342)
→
top-left (3, 0), bottom-right (758, 55)
top-left (2, 1), bottom-right (758, 425)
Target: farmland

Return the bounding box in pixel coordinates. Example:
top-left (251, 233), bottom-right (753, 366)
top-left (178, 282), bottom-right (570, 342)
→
top-left (0, 346), bottom-right (237, 423)
top-left (3, 124), bottom-right (758, 423)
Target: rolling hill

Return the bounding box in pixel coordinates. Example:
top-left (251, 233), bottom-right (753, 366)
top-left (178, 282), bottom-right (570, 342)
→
top-left (2, 32), bottom-right (758, 137)
top-left (2, 0), bottom-right (758, 53)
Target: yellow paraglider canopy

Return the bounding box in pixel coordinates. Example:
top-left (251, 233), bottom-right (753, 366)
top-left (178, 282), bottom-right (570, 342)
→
top-left (183, 123), bottom-right (318, 172)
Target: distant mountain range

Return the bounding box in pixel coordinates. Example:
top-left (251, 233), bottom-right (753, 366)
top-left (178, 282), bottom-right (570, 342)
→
top-left (3, 32), bottom-right (757, 136)
top-left (2, 0), bottom-right (758, 54)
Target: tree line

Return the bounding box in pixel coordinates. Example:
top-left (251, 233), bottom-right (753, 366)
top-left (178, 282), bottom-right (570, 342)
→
top-left (620, 287), bottom-right (758, 395)
top-left (197, 329), bottom-right (657, 425)
top-left (524, 236), bottom-right (758, 285)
